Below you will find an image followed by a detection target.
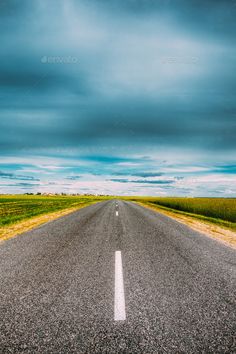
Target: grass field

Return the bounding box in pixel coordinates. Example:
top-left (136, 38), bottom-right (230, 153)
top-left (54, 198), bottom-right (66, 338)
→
top-left (0, 195), bottom-right (107, 227)
top-left (125, 196), bottom-right (236, 230)
top-left (0, 195), bottom-right (235, 243)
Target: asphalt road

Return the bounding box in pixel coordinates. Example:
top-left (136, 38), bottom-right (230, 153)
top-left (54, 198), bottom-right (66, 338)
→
top-left (0, 200), bottom-right (235, 353)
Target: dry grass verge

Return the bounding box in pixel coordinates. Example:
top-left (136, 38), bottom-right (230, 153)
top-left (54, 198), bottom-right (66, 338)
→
top-left (138, 202), bottom-right (236, 249)
top-left (0, 203), bottom-right (94, 243)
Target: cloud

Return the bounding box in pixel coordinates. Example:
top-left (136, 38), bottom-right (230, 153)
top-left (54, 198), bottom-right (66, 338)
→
top-left (80, 156), bottom-right (142, 164)
top-left (0, 171), bottom-right (39, 181)
top-left (110, 178), bottom-right (179, 185)
top-left (0, 182), bottom-right (40, 188)
top-left (212, 164), bottom-right (236, 174)
top-left (0, 0), bottom-right (235, 196)
top-left (0, 0), bottom-right (235, 155)
top-left (114, 172), bottom-right (163, 178)
top-left (15, 182), bottom-right (40, 187)
top-left (66, 175), bottom-right (81, 180)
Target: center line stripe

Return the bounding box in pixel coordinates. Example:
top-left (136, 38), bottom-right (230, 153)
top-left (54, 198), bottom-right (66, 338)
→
top-left (114, 251), bottom-right (126, 321)
top-left (116, 211), bottom-right (119, 216)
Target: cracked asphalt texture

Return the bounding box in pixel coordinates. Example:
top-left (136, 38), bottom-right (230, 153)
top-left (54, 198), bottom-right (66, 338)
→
top-left (0, 200), bottom-right (235, 353)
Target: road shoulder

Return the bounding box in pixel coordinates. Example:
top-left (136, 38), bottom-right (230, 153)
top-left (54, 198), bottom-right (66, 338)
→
top-left (0, 202), bottom-right (97, 243)
top-left (137, 202), bottom-right (236, 249)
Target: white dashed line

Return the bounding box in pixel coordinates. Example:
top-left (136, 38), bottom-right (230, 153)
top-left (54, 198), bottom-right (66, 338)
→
top-left (114, 251), bottom-right (126, 321)
top-left (116, 211), bottom-right (119, 216)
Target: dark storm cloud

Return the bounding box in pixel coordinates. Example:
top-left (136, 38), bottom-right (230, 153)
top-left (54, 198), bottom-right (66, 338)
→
top-left (91, 0), bottom-right (236, 37)
top-left (0, 0), bottom-right (235, 196)
top-left (0, 0), bottom-right (28, 18)
top-left (0, 0), bottom-right (235, 155)
top-left (0, 55), bottom-right (86, 101)
top-left (1, 95), bottom-right (235, 152)
top-left (0, 68), bottom-right (71, 91)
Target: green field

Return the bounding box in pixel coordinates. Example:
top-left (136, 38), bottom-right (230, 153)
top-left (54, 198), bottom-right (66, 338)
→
top-left (1, 195), bottom-right (235, 232)
top-left (0, 195), bottom-right (107, 227)
top-left (125, 196), bottom-right (236, 229)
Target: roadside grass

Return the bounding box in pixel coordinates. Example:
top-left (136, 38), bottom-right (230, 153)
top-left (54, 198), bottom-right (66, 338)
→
top-left (0, 195), bottom-right (109, 241)
top-left (133, 201), bottom-right (236, 248)
top-left (0, 195), bottom-right (108, 226)
top-left (123, 197), bottom-right (236, 231)
top-left (1, 195), bottom-right (235, 245)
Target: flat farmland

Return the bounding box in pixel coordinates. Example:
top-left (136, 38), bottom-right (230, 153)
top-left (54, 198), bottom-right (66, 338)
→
top-left (0, 195), bottom-right (106, 226)
top-left (125, 197), bottom-right (236, 230)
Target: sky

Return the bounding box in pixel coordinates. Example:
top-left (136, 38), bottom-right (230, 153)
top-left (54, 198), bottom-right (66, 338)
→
top-left (0, 0), bottom-right (236, 196)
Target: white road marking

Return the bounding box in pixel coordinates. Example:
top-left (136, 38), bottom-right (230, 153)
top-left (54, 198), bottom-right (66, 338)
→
top-left (116, 211), bottom-right (119, 216)
top-left (114, 251), bottom-right (126, 321)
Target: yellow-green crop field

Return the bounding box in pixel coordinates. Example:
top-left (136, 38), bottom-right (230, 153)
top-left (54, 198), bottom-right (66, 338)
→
top-left (0, 195), bottom-right (235, 231)
top-left (0, 195), bottom-right (108, 227)
top-left (124, 196), bottom-right (236, 229)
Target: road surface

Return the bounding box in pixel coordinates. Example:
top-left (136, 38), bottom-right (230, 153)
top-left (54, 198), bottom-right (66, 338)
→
top-left (0, 200), bottom-right (235, 353)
